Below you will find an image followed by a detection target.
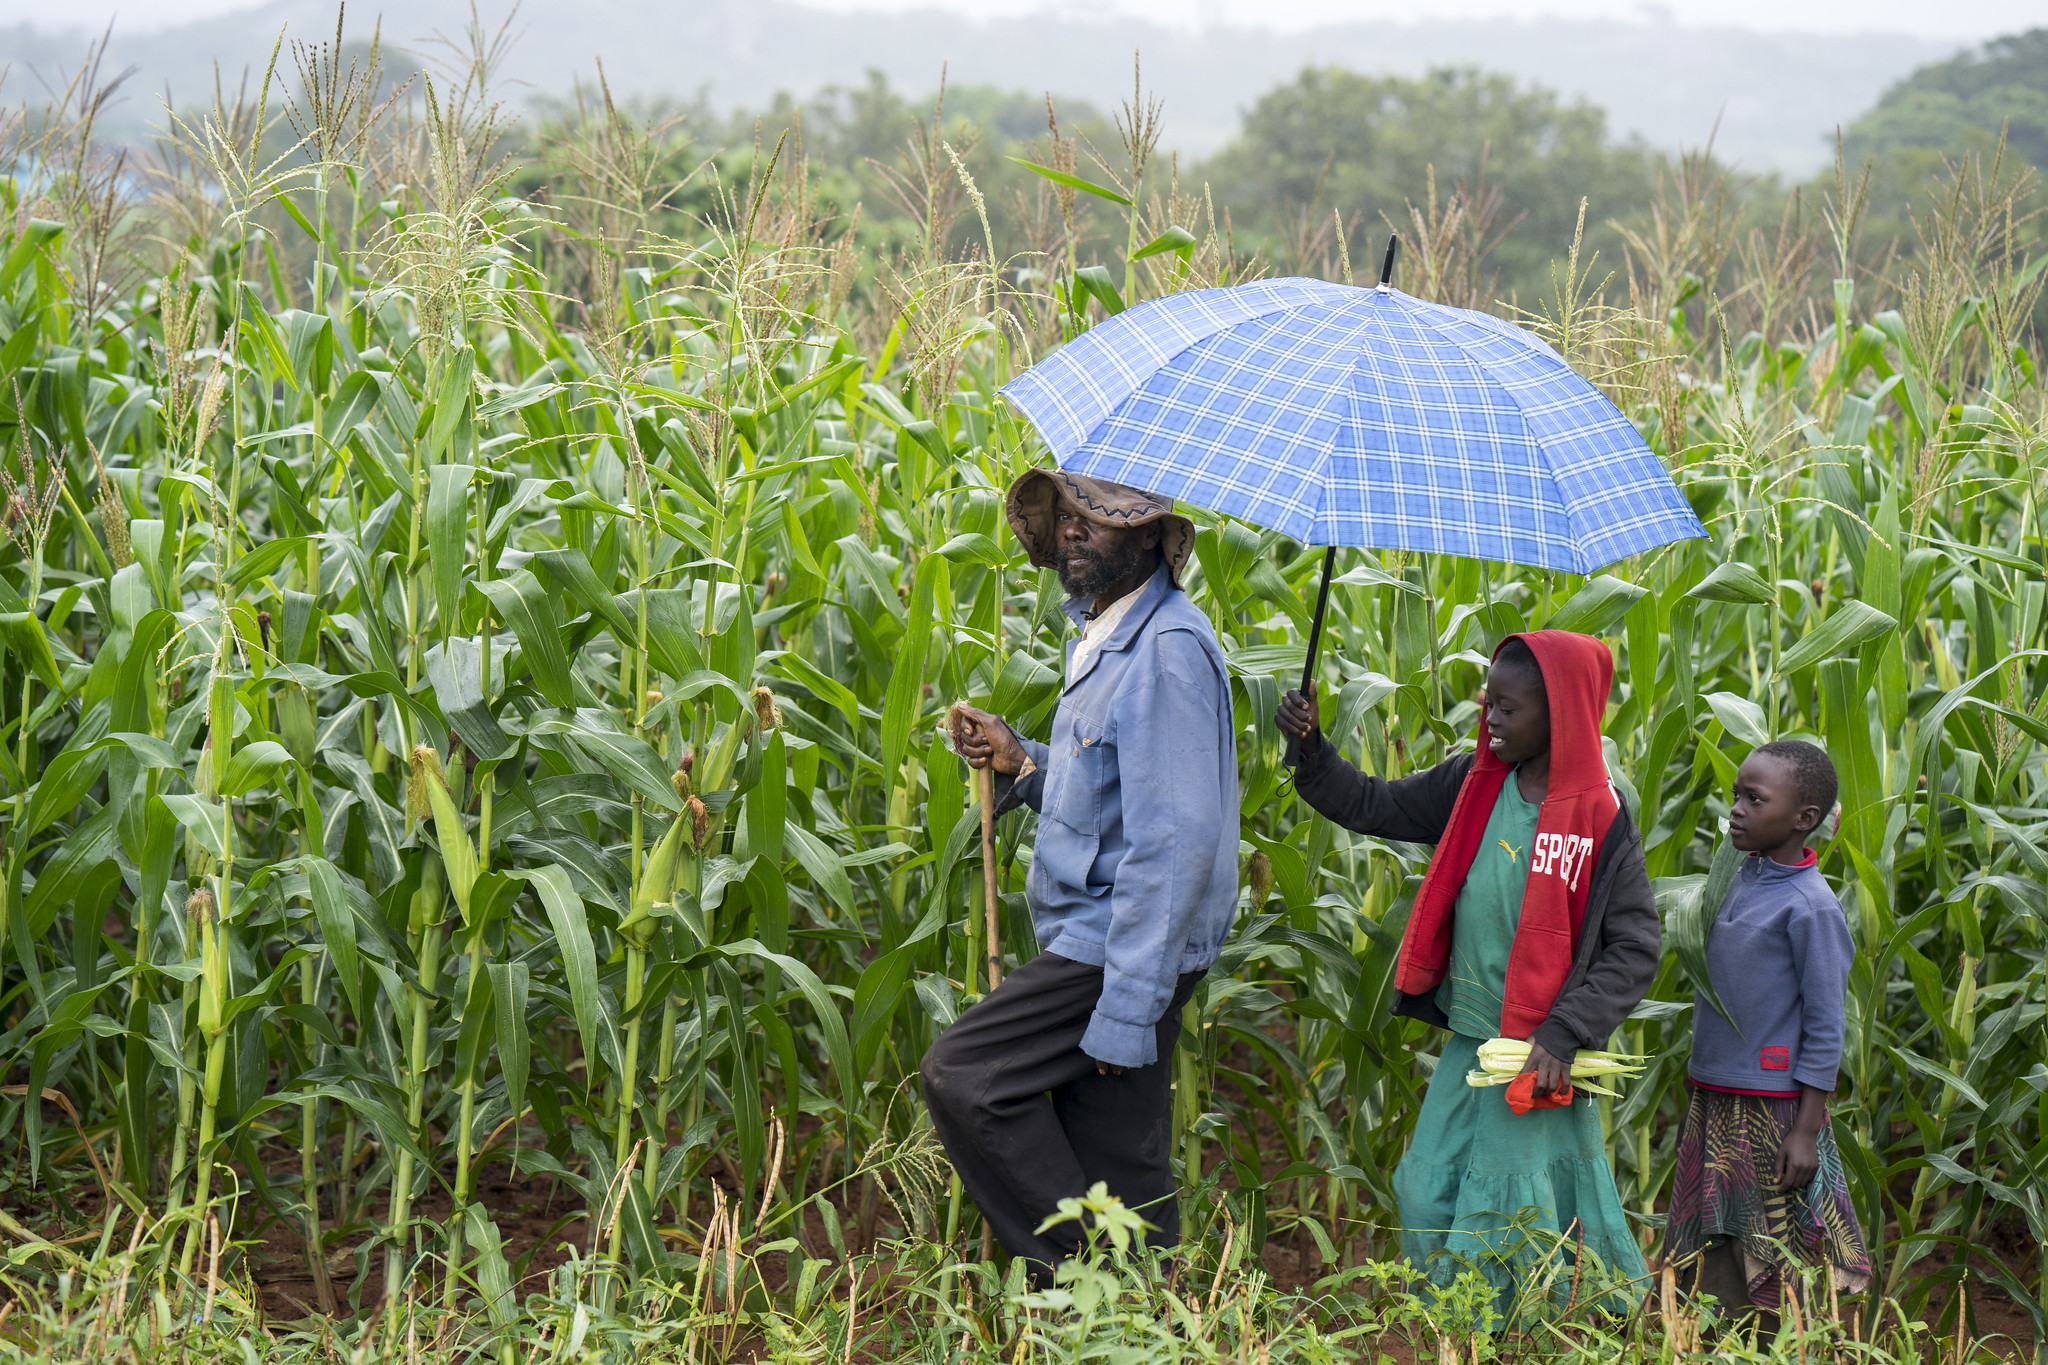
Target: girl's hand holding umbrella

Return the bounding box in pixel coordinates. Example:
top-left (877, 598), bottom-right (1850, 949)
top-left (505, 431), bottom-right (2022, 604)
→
top-left (1275, 683), bottom-right (1322, 756)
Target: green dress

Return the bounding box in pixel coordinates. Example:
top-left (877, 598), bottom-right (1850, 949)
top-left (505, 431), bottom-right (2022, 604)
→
top-left (1393, 770), bottom-right (1648, 1318)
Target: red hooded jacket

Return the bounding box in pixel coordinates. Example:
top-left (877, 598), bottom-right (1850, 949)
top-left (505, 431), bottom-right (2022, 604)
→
top-left (1392, 631), bottom-right (1620, 1039)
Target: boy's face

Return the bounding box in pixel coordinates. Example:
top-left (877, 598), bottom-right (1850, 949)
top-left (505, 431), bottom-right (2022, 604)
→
top-left (1729, 752), bottom-right (1821, 855)
top-left (1482, 662), bottom-right (1549, 765)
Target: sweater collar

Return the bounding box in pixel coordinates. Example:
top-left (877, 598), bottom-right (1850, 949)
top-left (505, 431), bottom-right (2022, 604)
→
top-left (1741, 848), bottom-right (1819, 882)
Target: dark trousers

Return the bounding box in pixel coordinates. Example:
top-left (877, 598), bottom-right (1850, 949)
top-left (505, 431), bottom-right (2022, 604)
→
top-left (919, 951), bottom-right (1205, 1275)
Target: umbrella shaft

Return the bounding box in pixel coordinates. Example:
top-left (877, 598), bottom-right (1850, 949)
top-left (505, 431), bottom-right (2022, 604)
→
top-left (1283, 546), bottom-right (1338, 769)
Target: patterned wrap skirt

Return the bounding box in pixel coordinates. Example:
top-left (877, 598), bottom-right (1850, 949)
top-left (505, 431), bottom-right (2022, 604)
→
top-left (1664, 1084), bottom-right (1872, 1312)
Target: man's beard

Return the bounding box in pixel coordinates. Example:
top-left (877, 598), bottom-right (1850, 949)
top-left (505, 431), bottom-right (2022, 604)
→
top-left (1057, 537), bottom-right (1152, 600)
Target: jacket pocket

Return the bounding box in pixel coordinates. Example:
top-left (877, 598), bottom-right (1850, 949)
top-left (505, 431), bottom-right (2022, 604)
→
top-left (1045, 712), bottom-right (1109, 835)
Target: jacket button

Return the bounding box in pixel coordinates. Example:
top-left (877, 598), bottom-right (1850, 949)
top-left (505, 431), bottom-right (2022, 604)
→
top-left (1072, 746), bottom-right (1080, 756)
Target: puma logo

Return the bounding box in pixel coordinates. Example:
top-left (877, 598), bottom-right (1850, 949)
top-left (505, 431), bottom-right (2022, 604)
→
top-left (1498, 838), bottom-right (1524, 868)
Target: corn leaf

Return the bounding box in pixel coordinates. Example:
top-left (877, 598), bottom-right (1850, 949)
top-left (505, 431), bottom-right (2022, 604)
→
top-left (427, 464), bottom-right (475, 629)
top-left (1544, 573), bottom-right (1645, 635)
top-left (1772, 600), bottom-right (1897, 675)
top-left (1687, 561), bottom-right (1775, 604)
top-left (521, 864), bottom-right (611, 1083)
top-left (531, 712), bottom-right (683, 813)
top-left (474, 571), bottom-right (576, 708)
top-left (1008, 158), bottom-right (1131, 206)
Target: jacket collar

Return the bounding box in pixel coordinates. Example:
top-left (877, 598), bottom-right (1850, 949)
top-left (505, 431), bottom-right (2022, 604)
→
top-left (1060, 562), bottom-right (1175, 693)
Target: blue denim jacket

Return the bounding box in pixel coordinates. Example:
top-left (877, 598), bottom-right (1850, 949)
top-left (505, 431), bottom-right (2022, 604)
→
top-left (999, 564), bottom-right (1239, 1067)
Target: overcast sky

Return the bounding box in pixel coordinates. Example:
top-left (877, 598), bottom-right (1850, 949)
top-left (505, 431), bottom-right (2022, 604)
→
top-left (9, 0), bottom-right (2040, 37)
top-left (799, 0), bottom-right (2037, 37)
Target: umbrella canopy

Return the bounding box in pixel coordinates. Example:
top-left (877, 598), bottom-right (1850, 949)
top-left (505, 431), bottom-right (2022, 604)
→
top-left (1001, 276), bottom-right (1705, 574)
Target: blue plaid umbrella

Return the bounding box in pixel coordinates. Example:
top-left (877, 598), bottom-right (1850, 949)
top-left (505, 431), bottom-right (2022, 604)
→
top-left (1002, 274), bottom-right (1703, 573)
top-left (999, 247), bottom-right (1704, 761)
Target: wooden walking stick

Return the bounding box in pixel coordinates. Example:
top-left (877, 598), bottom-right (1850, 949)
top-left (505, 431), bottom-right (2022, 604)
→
top-left (977, 760), bottom-right (1002, 995)
top-left (947, 702), bottom-right (1005, 996)
top-left (973, 746), bottom-right (1001, 1263)
top-left (949, 703), bottom-right (1006, 1266)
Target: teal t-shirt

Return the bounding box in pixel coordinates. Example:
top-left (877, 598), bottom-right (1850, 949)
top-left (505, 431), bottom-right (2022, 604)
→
top-left (1435, 769), bottom-right (1542, 1039)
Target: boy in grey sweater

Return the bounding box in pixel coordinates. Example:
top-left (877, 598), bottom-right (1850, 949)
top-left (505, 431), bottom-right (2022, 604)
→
top-left (1665, 740), bottom-right (1870, 1323)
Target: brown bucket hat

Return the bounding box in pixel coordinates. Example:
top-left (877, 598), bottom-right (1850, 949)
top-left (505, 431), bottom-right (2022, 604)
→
top-left (1005, 468), bottom-right (1196, 588)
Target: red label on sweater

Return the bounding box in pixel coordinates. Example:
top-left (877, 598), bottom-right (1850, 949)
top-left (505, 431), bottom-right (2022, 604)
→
top-left (1760, 1046), bottom-right (1791, 1072)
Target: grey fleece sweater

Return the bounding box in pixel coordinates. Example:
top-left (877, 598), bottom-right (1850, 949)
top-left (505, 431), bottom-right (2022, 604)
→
top-left (1689, 853), bottom-right (1854, 1093)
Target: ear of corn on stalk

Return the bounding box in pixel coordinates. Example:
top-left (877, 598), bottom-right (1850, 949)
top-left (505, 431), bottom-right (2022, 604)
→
top-left (411, 746), bottom-right (478, 923)
top-left (619, 813), bottom-right (688, 949)
top-left (1464, 1037), bottom-right (1646, 1097)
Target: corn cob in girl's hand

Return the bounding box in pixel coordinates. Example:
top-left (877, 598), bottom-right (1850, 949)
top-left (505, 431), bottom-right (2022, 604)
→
top-left (1464, 1037), bottom-right (1646, 1097)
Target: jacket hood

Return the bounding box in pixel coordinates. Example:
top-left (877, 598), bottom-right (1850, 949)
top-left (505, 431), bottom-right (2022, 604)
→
top-left (1473, 630), bottom-right (1615, 797)
top-left (1391, 627), bottom-right (1621, 1036)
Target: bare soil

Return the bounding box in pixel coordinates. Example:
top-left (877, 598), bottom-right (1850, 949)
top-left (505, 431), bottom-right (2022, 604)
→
top-left (244, 1167), bottom-right (589, 1319)
top-left (2, 1085), bottom-right (2037, 1363)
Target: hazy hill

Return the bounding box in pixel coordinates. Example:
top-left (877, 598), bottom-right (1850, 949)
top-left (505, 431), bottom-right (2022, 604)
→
top-left (2, 0), bottom-right (1949, 175)
top-left (1844, 26), bottom-right (2048, 169)
top-left (1826, 27), bottom-right (2046, 330)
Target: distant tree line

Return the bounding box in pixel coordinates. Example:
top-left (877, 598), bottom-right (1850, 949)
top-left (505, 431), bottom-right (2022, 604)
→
top-left (291, 25), bottom-right (2047, 333)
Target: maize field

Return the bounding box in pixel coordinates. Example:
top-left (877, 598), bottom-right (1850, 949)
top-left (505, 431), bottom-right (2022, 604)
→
top-left (0, 20), bottom-right (2044, 1365)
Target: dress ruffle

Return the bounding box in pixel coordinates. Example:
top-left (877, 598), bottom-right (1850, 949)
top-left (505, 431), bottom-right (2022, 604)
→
top-left (1394, 1033), bottom-right (1649, 1318)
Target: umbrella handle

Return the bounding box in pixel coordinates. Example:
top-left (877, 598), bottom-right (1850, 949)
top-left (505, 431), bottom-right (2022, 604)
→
top-left (1282, 546), bottom-right (1338, 769)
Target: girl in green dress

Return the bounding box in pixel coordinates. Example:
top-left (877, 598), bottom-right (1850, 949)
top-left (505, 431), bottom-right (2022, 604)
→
top-left (1277, 631), bottom-right (1660, 1314)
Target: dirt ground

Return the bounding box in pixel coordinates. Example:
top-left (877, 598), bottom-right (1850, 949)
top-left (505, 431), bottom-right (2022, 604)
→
top-left (5, 1117), bottom-right (2038, 1362)
top-left (244, 1167), bottom-right (590, 1319)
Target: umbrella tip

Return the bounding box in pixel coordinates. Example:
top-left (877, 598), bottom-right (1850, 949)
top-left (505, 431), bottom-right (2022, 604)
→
top-left (1379, 233), bottom-right (1400, 290)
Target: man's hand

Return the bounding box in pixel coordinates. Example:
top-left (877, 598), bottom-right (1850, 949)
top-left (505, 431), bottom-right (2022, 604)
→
top-left (1775, 1129), bottom-right (1819, 1192)
top-left (950, 704), bottom-right (1027, 774)
top-left (1275, 683), bottom-right (1322, 752)
top-left (1521, 1041), bottom-right (1572, 1096)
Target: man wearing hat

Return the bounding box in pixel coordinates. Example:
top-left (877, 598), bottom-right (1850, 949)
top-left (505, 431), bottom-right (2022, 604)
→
top-left (925, 469), bottom-right (1238, 1277)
